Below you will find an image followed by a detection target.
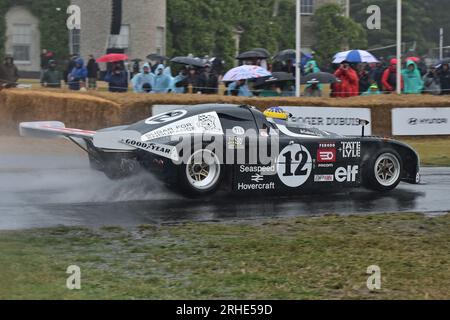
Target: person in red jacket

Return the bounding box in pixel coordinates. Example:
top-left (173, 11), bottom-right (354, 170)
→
top-left (382, 58), bottom-right (404, 93)
top-left (333, 61), bottom-right (359, 97)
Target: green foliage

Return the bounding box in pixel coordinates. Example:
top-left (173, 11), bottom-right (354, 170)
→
top-left (313, 4), bottom-right (367, 66)
top-left (351, 0), bottom-right (443, 56)
top-left (0, 0), bottom-right (69, 60)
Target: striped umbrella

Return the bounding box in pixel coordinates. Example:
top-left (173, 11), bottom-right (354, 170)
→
top-left (223, 65), bottom-right (271, 82)
top-left (333, 50), bottom-right (379, 64)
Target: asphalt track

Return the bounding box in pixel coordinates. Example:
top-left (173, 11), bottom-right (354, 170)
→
top-left (0, 152), bottom-right (449, 231)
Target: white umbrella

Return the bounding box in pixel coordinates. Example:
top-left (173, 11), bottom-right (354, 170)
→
top-left (223, 65), bottom-right (272, 82)
top-left (333, 50), bottom-right (379, 64)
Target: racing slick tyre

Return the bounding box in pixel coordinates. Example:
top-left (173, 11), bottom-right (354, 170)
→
top-left (178, 149), bottom-right (223, 197)
top-left (364, 149), bottom-right (402, 192)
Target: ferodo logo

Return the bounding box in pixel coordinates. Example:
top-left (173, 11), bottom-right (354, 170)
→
top-left (317, 143), bottom-right (336, 163)
top-left (335, 166), bottom-right (359, 183)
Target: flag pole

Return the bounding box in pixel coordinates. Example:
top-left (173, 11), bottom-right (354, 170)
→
top-left (295, 0), bottom-right (301, 97)
top-left (396, 0), bottom-right (402, 94)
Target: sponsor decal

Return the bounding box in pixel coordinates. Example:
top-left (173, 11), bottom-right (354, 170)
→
top-left (408, 118), bottom-right (448, 125)
top-left (120, 139), bottom-right (179, 161)
top-left (335, 165), bottom-right (359, 183)
top-left (317, 142), bottom-right (336, 163)
top-left (251, 173), bottom-right (264, 183)
top-left (232, 126), bottom-right (245, 135)
top-left (145, 110), bottom-right (187, 125)
top-left (314, 175), bottom-right (334, 182)
top-left (237, 182), bottom-right (276, 191)
top-left (277, 144), bottom-right (312, 188)
top-left (340, 142), bottom-right (361, 159)
top-left (227, 136), bottom-right (245, 150)
top-left (142, 112), bottom-right (224, 141)
top-left (239, 165), bottom-right (276, 175)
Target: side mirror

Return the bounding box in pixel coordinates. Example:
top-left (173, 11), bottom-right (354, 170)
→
top-left (359, 119), bottom-right (370, 137)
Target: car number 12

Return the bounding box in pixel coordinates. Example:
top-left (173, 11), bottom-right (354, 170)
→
top-left (277, 144), bottom-right (312, 187)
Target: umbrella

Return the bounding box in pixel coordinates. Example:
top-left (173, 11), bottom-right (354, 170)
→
top-left (405, 56), bottom-right (420, 63)
top-left (147, 53), bottom-right (168, 61)
top-left (251, 48), bottom-right (271, 59)
top-left (236, 50), bottom-right (268, 60)
top-left (131, 58), bottom-right (142, 62)
top-left (333, 50), bottom-right (379, 64)
top-left (301, 72), bottom-right (339, 84)
top-left (96, 53), bottom-right (129, 63)
top-left (223, 65), bottom-right (272, 82)
top-left (435, 58), bottom-right (450, 68)
top-left (254, 72), bottom-right (295, 88)
top-left (171, 56), bottom-right (207, 68)
top-left (273, 49), bottom-right (312, 62)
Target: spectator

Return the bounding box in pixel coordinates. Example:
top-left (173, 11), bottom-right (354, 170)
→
top-left (333, 61), bottom-right (359, 97)
top-left (175, 67), bottom-right (199, 93)
top-left (131, 63), bottom-right (154, 93)
top-left (357, 63), bottom-right (370, 94)
top-left (304, 80), bottom-right (322, 97)
top-left (68, 58), bottom-right (87, 91)
top-left (368, 62), bottom-right (384, 91)
top-left (86, 55), bottom-right (99, 90)
top-left (41, 60), bottom-right (62, 88)
top-left (227, 80), bottom-right (253, 97)
top-left (422, 66), bottom-right (441, 95)
top-left (104, 62), bottom-right (128, 93)
top-left (382, 58), bottom-right (403, 93)
top-left (260, 84), bottom-right (282, 97)
top-left (152, 64), bottom-right (172, 93)
top-left (40, 49), bottom-right (53, 77)
top-left (439, 63), bottom-right (450, 95)
top-left (65, 54), bottom-right (79, 85)
top-left (362, 83), bottom-right (381, 96)
top-left (171, 67), bottom-right (188, 94)
top-left (0, 54), bottom-right (19, 87)
top-left (402, 60), bottom-right (424, 94)
top-left (197, 65), bottom-right (219, 94)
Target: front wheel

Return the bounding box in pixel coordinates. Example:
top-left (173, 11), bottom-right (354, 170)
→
top-left (364, 150), bottom-right (402, 192)
top-left (178, 149), bottom-right (223, 197)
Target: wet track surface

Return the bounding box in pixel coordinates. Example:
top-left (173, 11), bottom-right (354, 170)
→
top-left (0, 154), bottom-right (449, 230)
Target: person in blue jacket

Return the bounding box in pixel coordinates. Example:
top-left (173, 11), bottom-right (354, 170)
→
top-left (104, 62), bottom-right (128, 93)
top-left (68, 58), bottom-right (87, 91)
top-left (152, 64), bottom-right (172, 93)
top-left (227, 80), bottom-right (253, 97)
top-left (131, 63), bottom-right (154, 93)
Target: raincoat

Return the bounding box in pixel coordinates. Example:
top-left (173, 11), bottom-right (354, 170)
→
top-left (382, 59), bottom-right (404, 92)
top-left (227, 81), bottom-right (253, 97)
top-left (333, 66), bottom-right (359, 97)
top-left (402, 60), bottom-right (423, 94)
top-left (68, 58), bottom-right (87, 90)
top-left (131, 63), bottom-right (155, 93)
top-left (0, 56), bottom-right (19, 85)
top-left (152, 64), bottom-right (172, 93)
top-left (304, 60), bottom-right (322, 89)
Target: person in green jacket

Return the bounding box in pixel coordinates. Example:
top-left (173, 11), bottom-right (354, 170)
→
top-left (41, 60), bottom-right (62, 88)
top-left (402, 60), bottom-right (423, 94)
top-left (362, 83), bottom-right (381, 96)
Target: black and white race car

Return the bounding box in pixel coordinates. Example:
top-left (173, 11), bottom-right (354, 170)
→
top-left (20, 104), bottom-right (420, 197)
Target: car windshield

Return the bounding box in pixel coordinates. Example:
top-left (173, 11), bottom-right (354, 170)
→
top-left (268, 118), bottom-right (341, 138)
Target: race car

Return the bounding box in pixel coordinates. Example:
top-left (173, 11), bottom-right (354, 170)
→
top-left (19, 104), bottom-right (420, 197)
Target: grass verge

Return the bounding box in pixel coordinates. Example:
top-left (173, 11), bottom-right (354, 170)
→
top-left (401, 137), bottom-right (450, 166)
top-left (0, 213), bottom-right (449, 300)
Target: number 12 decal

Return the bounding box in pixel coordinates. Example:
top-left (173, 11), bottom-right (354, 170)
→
top-left (277, 144), bottom-right (312, 187)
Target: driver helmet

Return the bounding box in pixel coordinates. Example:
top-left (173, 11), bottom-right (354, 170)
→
top-left (263, 107), bottom-right (289, 120)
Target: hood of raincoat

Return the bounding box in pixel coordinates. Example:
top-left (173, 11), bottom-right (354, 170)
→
top-left (75, 58), bottom-right (85, 68)
top-left (142, 62), bottom-right (151, 73)
top-left (405, 60), bottom-right (417, 73)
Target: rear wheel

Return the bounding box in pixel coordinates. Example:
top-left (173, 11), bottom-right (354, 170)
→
top-left (178, 149), bottom-right (223, 196)
top-left (364, 150), bottom-right (402, 192)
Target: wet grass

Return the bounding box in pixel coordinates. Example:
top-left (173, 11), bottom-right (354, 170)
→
top-left (402, 137), bottom-right (450, 166)
top-left (0, 213), bottom-right (449, 300)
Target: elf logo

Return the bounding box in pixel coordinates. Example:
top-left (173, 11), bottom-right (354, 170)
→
top-left (335, 165), bottom-right (359, 183)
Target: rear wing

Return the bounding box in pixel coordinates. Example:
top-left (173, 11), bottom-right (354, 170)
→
top-left (19, 122), bottom-right (96, 140)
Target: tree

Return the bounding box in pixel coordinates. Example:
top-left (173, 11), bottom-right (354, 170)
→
top-left (313, 4), bottom-right (367, 66)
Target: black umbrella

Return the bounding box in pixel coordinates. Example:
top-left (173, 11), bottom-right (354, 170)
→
top-left (131, 58), bottom-right (142, 62)
top-left (171, 56), bottom-right (207, 68)
top-left (254, 72), bottom-right (295, 88)
top-left (147, 53), bottom-right (168, 61)
top-left (301, 72), bottom-right (339, 84)
top-left (236, 50), bottom-right (268, 60)
top-left (251, 48), bottom-right (271, 59)
top-left (274, 49), bottom-right (312, 62)
top-left (435, 58), bottom-right (450, 68)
